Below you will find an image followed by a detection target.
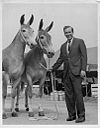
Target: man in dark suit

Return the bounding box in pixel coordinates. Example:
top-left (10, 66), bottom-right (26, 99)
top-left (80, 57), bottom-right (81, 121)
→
top-left (52, 26), bottom-right (87, 123)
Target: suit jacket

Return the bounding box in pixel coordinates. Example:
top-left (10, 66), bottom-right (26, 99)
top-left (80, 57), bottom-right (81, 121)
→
top-left (52, 37), bottom-right (87, 78)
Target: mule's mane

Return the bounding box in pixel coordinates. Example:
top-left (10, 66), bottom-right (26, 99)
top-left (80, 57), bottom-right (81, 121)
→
top-left (2, 30), bottom-right (26, 73)
top-left (11, 31), bottom-right (25, 45)
top-left (4, 31), bottom-right (25, 52)
top-left (12, 31), bottom-right (20, 43)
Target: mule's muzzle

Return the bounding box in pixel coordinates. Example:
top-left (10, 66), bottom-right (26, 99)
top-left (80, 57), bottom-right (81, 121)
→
top-left (47, 51), bottom-right (55, 58)
top-left (29, 43), bottom-right (35, 49)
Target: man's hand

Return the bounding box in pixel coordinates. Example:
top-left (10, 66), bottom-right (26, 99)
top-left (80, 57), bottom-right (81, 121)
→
top-left (80, 70), bottom-right (86, 78)
top-left (48, 68), bottom-right (53, 72)
top-left (48, 68), bottom-right (55, 73)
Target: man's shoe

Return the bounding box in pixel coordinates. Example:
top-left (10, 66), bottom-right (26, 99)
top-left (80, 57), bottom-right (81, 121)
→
top-left (66, 116), bottom-right (76, 121)
top-left (75, 116), bottom-right (85, 123)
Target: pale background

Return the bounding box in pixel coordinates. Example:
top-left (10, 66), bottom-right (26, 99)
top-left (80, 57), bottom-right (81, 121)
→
top-left (0, 0), bottom-right (100, 127)
top-left (2, 1), bottom-right (97, 53)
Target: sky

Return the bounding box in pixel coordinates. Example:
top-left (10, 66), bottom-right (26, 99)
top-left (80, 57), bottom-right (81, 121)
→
top-left (2, 2), bottom-right (98, 52)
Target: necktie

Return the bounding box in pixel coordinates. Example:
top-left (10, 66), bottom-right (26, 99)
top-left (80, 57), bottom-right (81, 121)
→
top-left (68, 40), bottom-right (71, 53)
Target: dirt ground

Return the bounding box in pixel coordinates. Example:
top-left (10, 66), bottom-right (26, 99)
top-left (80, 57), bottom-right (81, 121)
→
top-left (2, 95), bottom-right (98, 125)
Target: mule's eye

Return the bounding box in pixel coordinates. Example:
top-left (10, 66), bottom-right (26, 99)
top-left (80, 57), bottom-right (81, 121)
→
top-left (40, 36), bottom-right (44, 39)
top-left (22, 29), bottom-right (26, 32)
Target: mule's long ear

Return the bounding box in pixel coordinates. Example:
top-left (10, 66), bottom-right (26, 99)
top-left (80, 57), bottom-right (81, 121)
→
top-left (20, 14), bottom-right (25, 25)
top-left (39, 19), bottom-right (43, 30)
top-left (27, 14), bottom-right (34, 26)
top-left (45, 21), bottom-right (54, 32)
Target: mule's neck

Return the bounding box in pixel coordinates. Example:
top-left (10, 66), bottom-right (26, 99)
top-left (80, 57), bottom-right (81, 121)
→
top-left (34, 46), bottom-right (44, 60)
top-left (9, 31), bottom-right (26, 58)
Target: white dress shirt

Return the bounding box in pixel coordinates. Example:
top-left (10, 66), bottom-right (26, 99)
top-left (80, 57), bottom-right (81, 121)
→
top-left (67, 38), bottom-right (73, 54)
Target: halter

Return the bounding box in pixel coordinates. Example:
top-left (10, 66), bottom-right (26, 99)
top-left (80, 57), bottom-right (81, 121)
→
top-left (39, 63), bottom-right (48, 70)
top-left (36, 35), bottom-right (52, 70)
top-left (37, 35), bottom-right (50, 51)
top-left (19, 29), bottom-right (30, 46)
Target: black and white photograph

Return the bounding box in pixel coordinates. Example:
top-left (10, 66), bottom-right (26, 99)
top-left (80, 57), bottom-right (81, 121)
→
top-left (1, 0), bottom-right (99, 126)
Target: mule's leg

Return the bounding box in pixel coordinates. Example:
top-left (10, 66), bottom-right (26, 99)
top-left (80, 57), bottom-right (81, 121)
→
top-left (2, 72), bottom-right (8, 119)
top-left (11, 77), bottom-right (21, 117)
top-left (38, 78), bottom-right (46, 116)
top-left (26, 74), bottom-right (34, 117)
top-left (2, 97), bottom-right (7, 119)
top-left (25, 86), bottom-right (29, 111)
top-left (20, 81), bottom-right (25, 97)
top-left (38, 86), bottom-right (45, 116)
top-left (15, 85), bottom-right (20, 112)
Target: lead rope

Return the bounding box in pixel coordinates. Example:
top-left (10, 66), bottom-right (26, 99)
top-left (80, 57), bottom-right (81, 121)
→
top-left (48, 58), bottom-right (59, 120)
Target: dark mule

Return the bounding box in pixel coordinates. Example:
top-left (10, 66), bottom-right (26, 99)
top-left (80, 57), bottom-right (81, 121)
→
top-left (15, 19), bottom-right (54, 117)
top-left (2, 14), bottom-right (35, 119)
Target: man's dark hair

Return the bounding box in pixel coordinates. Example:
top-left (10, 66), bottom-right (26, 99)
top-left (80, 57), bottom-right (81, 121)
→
top-left (63, 26), bottom-right (74, 33)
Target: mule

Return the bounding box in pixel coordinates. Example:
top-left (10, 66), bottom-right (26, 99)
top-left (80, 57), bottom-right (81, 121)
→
top-left (2, 14), bottom-right (35, 119)
top-left (15, 19), bottom-right (54, 117)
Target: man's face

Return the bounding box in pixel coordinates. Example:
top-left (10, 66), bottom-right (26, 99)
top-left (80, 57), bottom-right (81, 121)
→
top-left (64, 27), bottom-right (73, 40)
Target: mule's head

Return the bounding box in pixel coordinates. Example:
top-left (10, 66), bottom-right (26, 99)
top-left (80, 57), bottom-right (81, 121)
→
top-left (35, 19), bottom-right (55, 58)
top-left (19, 14), bottom-right (35, 47)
